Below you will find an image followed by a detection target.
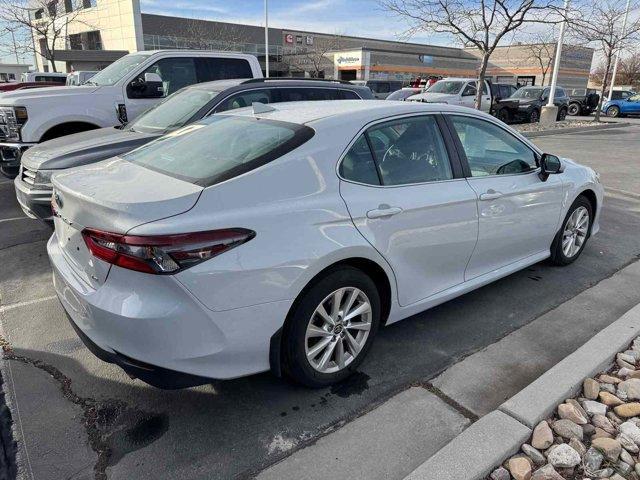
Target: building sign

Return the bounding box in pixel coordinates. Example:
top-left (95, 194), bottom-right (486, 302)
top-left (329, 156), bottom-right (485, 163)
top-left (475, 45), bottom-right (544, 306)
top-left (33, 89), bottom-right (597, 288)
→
top-left (305, 36), bottom-right (313, 46)
top-left (285, 34), bottom-right (294, 44)
top-left (335, 51), bottom-right (363, 67)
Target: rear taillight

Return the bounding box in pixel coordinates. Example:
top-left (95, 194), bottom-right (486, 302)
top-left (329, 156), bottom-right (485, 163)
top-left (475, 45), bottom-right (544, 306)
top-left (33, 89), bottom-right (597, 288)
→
top-left (81, 228), bottom-right (255, 274)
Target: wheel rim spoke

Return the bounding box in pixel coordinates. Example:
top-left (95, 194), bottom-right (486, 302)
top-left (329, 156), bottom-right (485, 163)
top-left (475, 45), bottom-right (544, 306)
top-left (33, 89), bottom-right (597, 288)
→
top-left (335, 339), bottom-right (346, 369)
top-left (307, 337), bottom-right (332, 360)
top-left (331, 288), bottom-right (345, 321)
top-left (316, 303), bottom-right (335, 327)
top-left (307, 325), bottom-right (332, 338)
top-left (317, 339), bottom-right (337, 370)
top-left (345, 330), bottom-right (361, 356)
top-left (346, 321), bottom-right (370, 332)
top-left (344, 302), bottom-right (371, 322)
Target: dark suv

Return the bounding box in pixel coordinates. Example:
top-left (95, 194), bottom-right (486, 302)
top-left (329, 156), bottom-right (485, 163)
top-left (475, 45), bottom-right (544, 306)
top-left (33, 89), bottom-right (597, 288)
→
top-left (509, 85), bottom-right (570, 123)
top-left (14, 78), bottom-right (374, 220)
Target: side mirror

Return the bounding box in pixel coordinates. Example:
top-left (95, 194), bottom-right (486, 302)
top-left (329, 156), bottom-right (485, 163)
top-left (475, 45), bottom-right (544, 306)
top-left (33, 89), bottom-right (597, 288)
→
top-left (539, 153), bottom-right (562, 181)
top-left (128, 72), bottom-right (164, 99)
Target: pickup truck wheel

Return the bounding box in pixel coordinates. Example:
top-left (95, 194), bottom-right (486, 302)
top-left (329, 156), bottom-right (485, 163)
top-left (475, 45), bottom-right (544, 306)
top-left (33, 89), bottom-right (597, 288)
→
top-left (567, 103), bottom-right (581, 116)
top-left (529, 109), bottom-right (540, 123)
top-left (606, 106), bottom-right (621, 118)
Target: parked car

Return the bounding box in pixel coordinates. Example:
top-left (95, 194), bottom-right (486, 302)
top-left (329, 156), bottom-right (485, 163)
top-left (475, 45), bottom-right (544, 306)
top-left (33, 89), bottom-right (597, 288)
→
top-left (603, 93), bottom-right (640, 117)
top-left (488, 83), bottom-right (520, 123)
top-left (48, 100), bottom-right (602, 389)
top-left (0, 50), bottom-right (263, 178)
top-left (15, 78), bottom-right (373, 220)
top-left (567, 88), bottom-right (600, 116)
top-left (352, 80), bottom-right (403, 99)
top-left (407, 78), bottom-right (493, 112)
top-left (20, 72), bottom-right (67, 84)
top-left (385, 87), bottom-right (422, 101)
top-left (508, 86), bottom-right (570, 123)
top-left (609, 90), bottom-right (636, 101)
top-left (0, 81), bottom-right (65, 93)
top-left (66, 71), bottom-right (97, 86)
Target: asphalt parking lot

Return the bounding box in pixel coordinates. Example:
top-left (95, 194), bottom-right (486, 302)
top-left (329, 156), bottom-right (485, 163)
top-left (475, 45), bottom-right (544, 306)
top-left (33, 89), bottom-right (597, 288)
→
top-left (1, 124), bottom-right (640, 480)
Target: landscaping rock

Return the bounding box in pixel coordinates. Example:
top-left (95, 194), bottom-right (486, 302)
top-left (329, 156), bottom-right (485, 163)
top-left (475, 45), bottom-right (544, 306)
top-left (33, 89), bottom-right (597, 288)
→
top-left (620, 447), bottom-right (634, 466)
top-left (617, 356), bottom-right (636, 370)
top-left (558, 403), bottom-right (588, 424)
top-left (568, 437), bottom-right (586, 456)
top-left (620, 421), bottom-right (640, 445)
top-left (599, 391), bottom-right (625, 406)
top-left (508, 456), bottom-right (532, 480)
top-left (593, 426), bottom-right (614, 439)
top-left (601, 383), bottom-right (616, 394)
top-left (591, 437), bottom-right (622, 461)
top-left (608, 411), bottom-right (624, 425)
top-left (619, 379), bottom-right (640, 401)
top-left (547, 443), bottom-right (581, 468)
top-left (552, 419), bottom-right (583, 440)
top-left (591, 467), bottom-right (614, 478)
top-left (619, 367), bottom-right (636, 378)
top-left (583, 423), bottom-right (596, 436)
top-left (566, 398), bottom-right (589, 419)
top-left (600, 374), bottom-right (622, 384)
top-left (619, 433), bottom-right (640, 453)
top-left (584, 378), bottom-right (600, 399)
top-left (582, 400), bottom-right (608, 416)
top-left (521, 444), bottom-right (545, 466)
top-left (530, 464), bottom-right (563, 480)
top-left (615, 403), bottom-right (640, 418)
top-left (592, 414), bottom-right (617, 434)
top-left (532, 421), bottom-right (554, 450)
top-left (619, 353), bottom-right (637, 365)
top-left (490, 466), bottom-right (511, 480)
top-left (583, 447), bottom-right (605, 473)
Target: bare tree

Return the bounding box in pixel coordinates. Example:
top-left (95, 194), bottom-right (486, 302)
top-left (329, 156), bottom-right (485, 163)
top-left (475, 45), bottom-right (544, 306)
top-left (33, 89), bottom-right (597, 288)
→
top-left (523, 38), bottom-right (556, 85)
top-left (380, 0), bottom-right (562, 109)
top-left (0, 0), bottom-right (93, 72)
top-left (568, 0), bottom-right (640, 121)
top-left (181, 19), bottom-right (246, 51)
top-left (283, 34), bottom-right (342, 78)
top-left (619, 50), bottom-right (640, 91)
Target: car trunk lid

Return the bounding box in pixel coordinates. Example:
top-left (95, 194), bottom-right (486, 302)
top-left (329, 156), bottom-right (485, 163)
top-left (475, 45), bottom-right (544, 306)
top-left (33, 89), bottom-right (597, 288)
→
top-left (51, 157), bottom-right (203, 288)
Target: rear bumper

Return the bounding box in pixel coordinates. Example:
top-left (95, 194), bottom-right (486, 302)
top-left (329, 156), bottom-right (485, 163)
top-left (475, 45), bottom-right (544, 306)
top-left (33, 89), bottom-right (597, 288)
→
top-left (0, 142), bottom-right (36, 178)
top-left (47, 232), bottom-right (290, 387)
top-left (14, 175), bottom-right (53, 220)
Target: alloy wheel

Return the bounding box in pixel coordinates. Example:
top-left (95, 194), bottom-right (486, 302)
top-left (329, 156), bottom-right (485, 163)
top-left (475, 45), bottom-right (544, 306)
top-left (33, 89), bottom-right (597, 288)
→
top-left (304, 287), bottom-right (372, 374)
top-left (530, 110), bottom-right (539, 123)
top-left (608, 106), bottom-right (620, 117)
top-left (562, 206), bottom-right (589, 258)
top-left (568, 104), bottom-right (579, 116)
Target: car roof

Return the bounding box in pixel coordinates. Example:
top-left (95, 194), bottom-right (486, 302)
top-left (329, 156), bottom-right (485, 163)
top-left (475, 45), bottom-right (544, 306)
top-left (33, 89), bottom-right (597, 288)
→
top-left (186, 78), bottom-right (372, 94)
top-left (222, 99), bottom-right (492, 126)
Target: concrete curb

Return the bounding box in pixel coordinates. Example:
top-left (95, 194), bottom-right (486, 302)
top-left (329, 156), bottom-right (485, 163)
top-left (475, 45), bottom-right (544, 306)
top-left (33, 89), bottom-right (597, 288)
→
top-left (520, 121), bottom-right (630, 138)
top-left (404, 302), bottom-right (640, 480)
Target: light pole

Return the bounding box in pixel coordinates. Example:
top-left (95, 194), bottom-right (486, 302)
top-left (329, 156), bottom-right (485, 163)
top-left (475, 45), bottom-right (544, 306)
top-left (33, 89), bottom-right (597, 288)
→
top-left (264, 0), bottom-right (269, 78)
top-left (608, 0), bottom-right (631, 100)
top-left (540, 0), bottom-right (570, 125)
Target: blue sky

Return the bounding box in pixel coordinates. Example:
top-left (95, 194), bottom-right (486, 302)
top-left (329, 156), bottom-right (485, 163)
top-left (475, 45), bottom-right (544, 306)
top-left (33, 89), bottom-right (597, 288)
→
top-left (140, 0), bottom-right (447, 45)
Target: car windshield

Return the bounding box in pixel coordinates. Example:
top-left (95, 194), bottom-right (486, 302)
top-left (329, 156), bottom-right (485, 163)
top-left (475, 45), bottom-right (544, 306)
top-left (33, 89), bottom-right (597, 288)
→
top-left (85, 53), bottom-right (152, 86)
top-left (128, 88), bottom-right (220, 134)
top-left (428, 81), bottom-right (464, 94)
top-left (511, 87), bottom-right (544, 99)
top-left (123, 116), bottom-right (315, 187)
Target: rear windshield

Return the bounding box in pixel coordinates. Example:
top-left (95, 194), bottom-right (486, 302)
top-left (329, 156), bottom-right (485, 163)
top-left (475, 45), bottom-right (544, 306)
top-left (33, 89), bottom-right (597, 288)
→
top-left (122, 115), bottom-right (315, 187)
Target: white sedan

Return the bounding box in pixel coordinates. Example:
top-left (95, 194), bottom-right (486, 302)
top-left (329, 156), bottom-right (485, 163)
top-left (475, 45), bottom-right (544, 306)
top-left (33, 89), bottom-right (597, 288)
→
top-left (48, 100), bottom-right (603, 388)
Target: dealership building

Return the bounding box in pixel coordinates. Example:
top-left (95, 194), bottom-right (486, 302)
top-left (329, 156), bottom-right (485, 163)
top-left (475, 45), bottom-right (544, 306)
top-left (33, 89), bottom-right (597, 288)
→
top-left (32, 0), bottom-right (594, 89)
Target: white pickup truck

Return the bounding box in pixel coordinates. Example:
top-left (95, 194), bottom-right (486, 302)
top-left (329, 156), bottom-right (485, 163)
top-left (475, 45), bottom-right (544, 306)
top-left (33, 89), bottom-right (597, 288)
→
top-left (407, 77), bottom-right (493, 112)
top-left (0, 50), bottom-right (263, 176)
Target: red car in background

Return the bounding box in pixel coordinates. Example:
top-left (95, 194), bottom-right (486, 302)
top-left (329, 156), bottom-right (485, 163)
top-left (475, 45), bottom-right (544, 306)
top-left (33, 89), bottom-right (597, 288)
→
top-left (0, 81), bottom-right (65, 92)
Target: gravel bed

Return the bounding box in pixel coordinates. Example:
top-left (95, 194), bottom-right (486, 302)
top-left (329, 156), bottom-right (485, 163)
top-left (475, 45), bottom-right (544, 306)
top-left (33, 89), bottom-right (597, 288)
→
top-left (513, 121), bottom-right (608, 133)
top-left (487, 336), bottom-right (640, 480)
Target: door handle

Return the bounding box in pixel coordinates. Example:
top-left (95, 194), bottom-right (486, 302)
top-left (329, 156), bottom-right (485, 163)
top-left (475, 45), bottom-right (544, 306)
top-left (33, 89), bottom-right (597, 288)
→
top-left (479, 190), bottom-right (503, 201)
top-left (366, 205), bottom-right (403, 219)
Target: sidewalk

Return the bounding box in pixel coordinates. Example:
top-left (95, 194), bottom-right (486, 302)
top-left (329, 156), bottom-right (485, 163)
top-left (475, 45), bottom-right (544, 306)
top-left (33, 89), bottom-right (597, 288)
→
top-left (256, 260), bottom-right (640, 480)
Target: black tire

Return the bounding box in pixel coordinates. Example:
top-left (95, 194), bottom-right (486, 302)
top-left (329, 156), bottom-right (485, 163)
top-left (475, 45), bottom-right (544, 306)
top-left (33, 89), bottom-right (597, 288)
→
top-left (282, 266), bottom-right (381, 388)
top-left (607, 105), bottom-right (620, 118)
top-left (550, 195), bottom-right (593, 266)
top-left (496, 108), bottom-right (510, 123)
top-left (567, 103), bottom-right (581, 116)
top-left (529, 109), bottom-right (540, 123)
top-left (557, 107), bottom-right (568, 121)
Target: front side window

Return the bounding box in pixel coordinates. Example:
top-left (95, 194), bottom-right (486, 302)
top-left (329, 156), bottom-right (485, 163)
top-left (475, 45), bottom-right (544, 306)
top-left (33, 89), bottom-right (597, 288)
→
top-left (123, 116), bottom-right (314, 187)
top-left (429, 81), bottom-right (464, 94)
top-left (512, 87), bottom-right (543, 99)
top-left (88, 53), bottom-right (151, 86)
top-left (366, 116), bottom-right (452, 186)
top-left (139, 57), bottom-right (197, 97)
top-left (450, 115), bottom-right (537, 176)
top-left (628, 94), bottom-right (640, 102)
top-left (129, 87), bottom-right (220, 134)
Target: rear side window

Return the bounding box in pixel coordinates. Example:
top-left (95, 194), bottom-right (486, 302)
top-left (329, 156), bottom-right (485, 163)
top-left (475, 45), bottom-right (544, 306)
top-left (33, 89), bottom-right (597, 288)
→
top-left (196, 58), bottom-right (253, 81)
top-left (278, 88), bottom-right (339, 101)
top-left (340, 90), bottom-right (361, 99)
top-left (123, 116), bottom-right (314, 187)
top-left (216, 89), bottom-right (275, 112)
top-left (339, 135), bottom-right (380, 185)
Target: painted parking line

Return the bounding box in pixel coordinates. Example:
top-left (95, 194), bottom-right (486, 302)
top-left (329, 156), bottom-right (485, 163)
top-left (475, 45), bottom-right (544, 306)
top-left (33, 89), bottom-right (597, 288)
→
top-left (0, 217), bottom-right (30, 224)
top-left (0, 296), bottom-right (57, 313)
